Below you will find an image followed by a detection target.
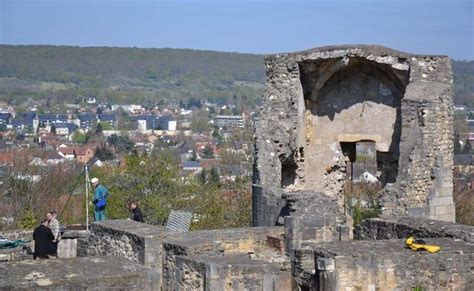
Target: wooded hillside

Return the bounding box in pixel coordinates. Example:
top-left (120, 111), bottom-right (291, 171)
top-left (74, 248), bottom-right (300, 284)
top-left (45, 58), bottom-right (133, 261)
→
top-left (0, 45), bottom-right (472, 107)
top-left (0, 45), bottom-right (265, 106)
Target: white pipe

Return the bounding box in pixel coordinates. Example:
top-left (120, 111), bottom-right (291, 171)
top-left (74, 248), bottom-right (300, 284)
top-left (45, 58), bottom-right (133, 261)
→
top-left (85, 166), bottom-right (89, 232)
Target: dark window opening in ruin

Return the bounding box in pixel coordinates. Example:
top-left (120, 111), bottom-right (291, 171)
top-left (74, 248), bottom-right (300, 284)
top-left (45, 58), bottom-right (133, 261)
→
top-left (341, 142), bottom-right (356, 181)
top-left (281, 156), bottom-right (298, 188)
top-left (340, 142), bottom-right (356, 162)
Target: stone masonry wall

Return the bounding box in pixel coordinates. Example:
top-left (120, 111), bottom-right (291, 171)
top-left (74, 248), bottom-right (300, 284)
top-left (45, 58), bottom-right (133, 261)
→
top-left (162, 226), bottom-right (285, 290)
top-left (174, 255), bottom-right (291, 291)
top-left (78, 219), bottom-right (178, 273)
top-left (253, 45), bottom-right (455, 226)
top-left (312, 239), bottom-right (473, 290)
top-left (355, 217), bottom-right (474, 242)
top-left (0, 256), bottom-right (160, 290)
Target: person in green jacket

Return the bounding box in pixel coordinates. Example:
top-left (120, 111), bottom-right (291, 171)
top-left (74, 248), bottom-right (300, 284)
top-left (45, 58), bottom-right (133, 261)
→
top-left (91, 177), bottom-right (110, 221)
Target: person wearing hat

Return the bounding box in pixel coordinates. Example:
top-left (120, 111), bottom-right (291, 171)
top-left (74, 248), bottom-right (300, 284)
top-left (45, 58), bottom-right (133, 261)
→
top-left (91, 177), bottom-right (110, 221)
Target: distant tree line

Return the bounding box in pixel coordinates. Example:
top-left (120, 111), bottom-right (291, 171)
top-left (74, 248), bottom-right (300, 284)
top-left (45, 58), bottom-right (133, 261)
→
top-left (0, 45), bottom-right (265, 107)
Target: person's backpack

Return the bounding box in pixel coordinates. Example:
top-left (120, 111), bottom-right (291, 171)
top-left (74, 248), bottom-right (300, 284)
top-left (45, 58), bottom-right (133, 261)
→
top-left (96, 198), bottom-right (107, 208)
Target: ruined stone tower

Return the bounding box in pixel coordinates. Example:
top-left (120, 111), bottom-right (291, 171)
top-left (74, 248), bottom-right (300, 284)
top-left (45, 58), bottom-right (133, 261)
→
top-left (253, 45), bottom-right (455, 226)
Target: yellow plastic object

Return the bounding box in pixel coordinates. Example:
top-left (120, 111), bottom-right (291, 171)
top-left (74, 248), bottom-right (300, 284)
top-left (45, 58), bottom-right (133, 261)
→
top-left (405, 236), bottom-right (441, 254)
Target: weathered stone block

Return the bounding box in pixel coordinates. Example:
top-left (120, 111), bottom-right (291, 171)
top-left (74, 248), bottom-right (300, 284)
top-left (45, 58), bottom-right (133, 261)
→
top-left (161, 226), bottom-right (285, 290)
top-left (355, 217), bottom-right (474, 242)
top-left (295, 238), bottom-right (473, 290)
top-left (0, 256), bottom-right (160, 290)
top-left (429, 195), bottom-right (454, 206)
top-left (174, 255), bottom-right (291, 291)
top-left (434, 205), bottom-right (455, 216)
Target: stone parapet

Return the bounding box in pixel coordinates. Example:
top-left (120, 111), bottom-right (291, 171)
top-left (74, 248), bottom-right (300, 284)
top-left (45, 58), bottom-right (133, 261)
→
top-left (174, 255), bottom-right (291, 291)
top-left (0, 256), bottom-right (160, 290)
top-left (355, 217), bottom-right (474, 242)
top-left (161, 226), bottom-right (286, 290)
top-left (78, 219), bottom-right (178, 272)
top-left (294, 238), bottom-right (473, 290)
top-left (1, 229), bottom-right (33, 241)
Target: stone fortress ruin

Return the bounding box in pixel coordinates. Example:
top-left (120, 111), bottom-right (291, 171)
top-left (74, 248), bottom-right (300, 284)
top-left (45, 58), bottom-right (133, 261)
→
top-left (253, 45), bottom-right (456, 226)
top-left (1, 45), bottom-right (473, 290)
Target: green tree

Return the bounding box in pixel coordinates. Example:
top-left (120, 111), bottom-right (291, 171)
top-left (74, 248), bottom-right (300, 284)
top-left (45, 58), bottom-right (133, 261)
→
top-left (197, 169), bottom-right (208, 185)
top-left (20, 209), bottom-right (37, 230)
top-left (202, 145), bottom-right (214, 159)
top-left (94, 145), bottom-right (114, 161)
top-left (190, 109), bottom-right (210, 133)
top-left (107, 134), bottom-right (134, 153)
top-left (72, 130), bottom-right (88, 144)
top-left (98, 121), bottom-right (113, 131)
top-left (209, 167), bottom-right (220, 186)
top-left (95, 122), bottom-right (103, 134)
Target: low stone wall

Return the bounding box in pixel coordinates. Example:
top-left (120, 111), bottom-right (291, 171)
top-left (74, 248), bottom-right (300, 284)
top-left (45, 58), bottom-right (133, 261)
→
top-left (292, 247), bottom-right (317, 289)
top-left (162, 226), bottom-right (286, 290)
top-left (57, 230), bottom-right (89, 258)
top-left (78, 219), bottom-right (178, 272)
top-left (0, 256), bottom-right (160, 290)
top-left (293, 238), bottom-right (474, 290)
top-left (1, 229), bottom-right (33, 241)
top-left (0, 246), bottom-right (32, 262)
top-left (175, 254), bottom-right (291, 291)
top-left (283, 191), bottom-right (352, 255)
top-left (0, 229), bottom-right (33, 262)
top-left (355, 217), bottom-right (474, 242)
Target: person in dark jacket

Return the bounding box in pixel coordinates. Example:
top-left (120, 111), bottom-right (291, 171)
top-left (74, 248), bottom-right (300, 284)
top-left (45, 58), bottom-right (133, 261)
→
top-left (130, 202), bottom-right (144, 222)
top-left (32, 219), bottom-right (55, 259)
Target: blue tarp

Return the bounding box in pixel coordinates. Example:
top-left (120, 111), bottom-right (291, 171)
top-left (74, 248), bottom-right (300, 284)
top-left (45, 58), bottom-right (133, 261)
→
top-left (0, 239), bottom-right (27, 250)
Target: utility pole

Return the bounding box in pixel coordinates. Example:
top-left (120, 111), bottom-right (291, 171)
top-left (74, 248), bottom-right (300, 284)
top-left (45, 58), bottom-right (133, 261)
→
top-left (85, 165), bottom-right (90, 232)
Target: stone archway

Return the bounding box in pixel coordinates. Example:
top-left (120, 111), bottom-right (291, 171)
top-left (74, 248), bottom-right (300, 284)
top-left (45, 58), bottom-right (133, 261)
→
top-left (298, 57), bottom-right (409, 200)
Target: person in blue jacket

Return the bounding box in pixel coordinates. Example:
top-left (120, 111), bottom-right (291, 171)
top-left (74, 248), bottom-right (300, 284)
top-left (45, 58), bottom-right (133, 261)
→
top-left (91, 177), bottom-right (110, 221)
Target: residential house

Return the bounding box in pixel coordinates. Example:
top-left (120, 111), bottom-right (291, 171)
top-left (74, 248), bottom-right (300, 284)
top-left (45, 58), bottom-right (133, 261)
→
top-left (54, 123), bottom-right (77, 136)
top-left (9, 112), bottom-right (38, 132)
top-left (98, 114), bottom-right (117, 129)
top-left (57, 146), bottom-right (94, 164)
top-left (219, 163), bottom-right (251, 181)
top-left (85, 97), bottom-right (97, 104)
top-left (0, 113), bottom-right (12, 126)
top-left (79, 114), bottom-right (97, 130)
top-left (38, 114), bottom-right (68, 127)
top-left (135, 115), bottom-right (160, 131)
top-left (57, 146), bottom-right (75, 161)
top-left (74, 146), bottom-right (95, 164)
top-left (111, 104), bottom-right (144, 114)
top-left (44, 151), bottom-right (66, 165)
top-left (39, 133), bottom-right (61, 148)
top-left (182, 160), bottom-right (202, 172)
top-left (195, 142), bottom-right (217, 158)
top-left (214, 115), bottom-right (244, 128)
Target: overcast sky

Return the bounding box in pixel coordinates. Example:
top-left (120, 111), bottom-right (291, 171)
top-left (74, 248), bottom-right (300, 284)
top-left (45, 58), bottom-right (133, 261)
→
top-left (1, 0), bottom-right (473, 59)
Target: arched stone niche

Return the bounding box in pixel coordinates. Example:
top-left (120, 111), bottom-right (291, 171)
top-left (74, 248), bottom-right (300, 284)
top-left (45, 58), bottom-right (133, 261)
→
top-left (296, 57), bottom-right (409, 195)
